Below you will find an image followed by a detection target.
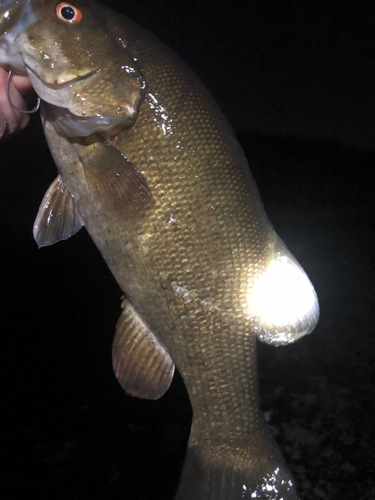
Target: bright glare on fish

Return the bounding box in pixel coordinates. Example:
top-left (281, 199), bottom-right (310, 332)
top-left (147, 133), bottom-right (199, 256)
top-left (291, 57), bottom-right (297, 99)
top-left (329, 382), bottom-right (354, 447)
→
top-left (251, 252), bottom-right (318, 345)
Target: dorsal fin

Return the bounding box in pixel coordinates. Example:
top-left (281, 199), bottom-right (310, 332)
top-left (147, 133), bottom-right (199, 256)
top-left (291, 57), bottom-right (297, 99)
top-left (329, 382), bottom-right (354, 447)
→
top-left (33, 175), bottom-right (84, 248)
top-left (112, 299), bottom-right (175, 400)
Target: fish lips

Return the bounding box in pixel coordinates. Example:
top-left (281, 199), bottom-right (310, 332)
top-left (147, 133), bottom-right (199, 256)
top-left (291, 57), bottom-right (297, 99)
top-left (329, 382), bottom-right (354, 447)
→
top-left (24, 58), bottom-right (96, 109)
top-left (23, 63), bottom-right (125, 136)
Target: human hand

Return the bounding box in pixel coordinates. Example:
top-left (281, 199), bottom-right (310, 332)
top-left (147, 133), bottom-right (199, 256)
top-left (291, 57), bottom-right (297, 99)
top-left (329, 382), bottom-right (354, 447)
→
top-left (0, 67), bottom-right (33, 138)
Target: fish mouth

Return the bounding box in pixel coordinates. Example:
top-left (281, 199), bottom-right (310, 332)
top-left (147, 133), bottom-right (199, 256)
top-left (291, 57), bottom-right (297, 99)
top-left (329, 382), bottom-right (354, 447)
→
top-left (24, 60), bottom-right (99, 111)
top-left (23, 62), bottom-right (131, 138)
top-left (23, 50), bottom-right (99, 88)
top-left (20, 58), bottom-right (135, 138)
top-left (26, 62), bottom-right (98, 90)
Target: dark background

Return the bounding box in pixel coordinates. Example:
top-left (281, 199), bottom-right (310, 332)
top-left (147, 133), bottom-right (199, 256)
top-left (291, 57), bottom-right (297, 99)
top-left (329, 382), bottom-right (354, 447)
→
top-left (1, 1), bottom-right (374, 499)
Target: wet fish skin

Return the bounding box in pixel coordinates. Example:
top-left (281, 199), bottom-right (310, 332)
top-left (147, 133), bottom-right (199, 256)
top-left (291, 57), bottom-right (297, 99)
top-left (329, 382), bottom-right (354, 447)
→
top-left (0, 1), bottom-right (319, 498)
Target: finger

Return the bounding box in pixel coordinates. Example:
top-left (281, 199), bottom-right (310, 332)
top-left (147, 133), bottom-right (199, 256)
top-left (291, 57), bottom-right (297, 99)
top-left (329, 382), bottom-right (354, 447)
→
top-left (11, 73), bottom-right (33, 95)
top-left (0, 68), bottom-right (30, 137)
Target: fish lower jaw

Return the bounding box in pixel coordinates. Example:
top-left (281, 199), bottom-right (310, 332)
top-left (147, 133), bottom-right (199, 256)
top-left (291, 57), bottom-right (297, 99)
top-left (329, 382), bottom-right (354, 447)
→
top-left (0, 35), bottom-right (27, 74)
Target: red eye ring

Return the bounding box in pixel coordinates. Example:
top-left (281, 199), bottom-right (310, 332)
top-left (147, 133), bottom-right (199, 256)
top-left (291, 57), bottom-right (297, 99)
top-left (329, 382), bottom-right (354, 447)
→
top-left (56, 2), bottom-right (82, 23)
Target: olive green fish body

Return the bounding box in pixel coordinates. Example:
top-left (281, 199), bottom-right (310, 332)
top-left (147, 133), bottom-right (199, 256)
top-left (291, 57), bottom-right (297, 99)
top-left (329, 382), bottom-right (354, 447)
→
top-left (0, 2), bottom-right (319, 498)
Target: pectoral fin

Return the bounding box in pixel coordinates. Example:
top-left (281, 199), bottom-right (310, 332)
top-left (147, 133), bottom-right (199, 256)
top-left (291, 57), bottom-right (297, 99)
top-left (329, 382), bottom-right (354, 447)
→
top-left (253, 239), bottom-right (319, 346)
top-left (79, 142), bottom-right (154, 218)
top-left (112, 300), bottom-right (175, 400)
top-left (33, 176), bottom-right (84, 248)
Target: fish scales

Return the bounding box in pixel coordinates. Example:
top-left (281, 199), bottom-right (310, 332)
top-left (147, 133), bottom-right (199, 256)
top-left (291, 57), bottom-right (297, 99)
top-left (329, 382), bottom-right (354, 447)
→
top-left (42, 32), bottom-right (290, 489)
top-left (0, 2), bottom-right (319, 498)
top-left (101, 22), bottom-right (272, 451)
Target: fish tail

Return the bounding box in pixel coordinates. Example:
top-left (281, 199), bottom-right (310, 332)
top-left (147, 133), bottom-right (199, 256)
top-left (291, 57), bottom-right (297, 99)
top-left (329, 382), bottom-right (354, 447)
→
top-left (175, 434), bottom-right (299, 500)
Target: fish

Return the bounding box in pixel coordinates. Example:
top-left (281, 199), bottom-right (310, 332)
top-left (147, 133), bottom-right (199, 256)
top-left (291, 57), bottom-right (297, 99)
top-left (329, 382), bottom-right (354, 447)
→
top-left (0, 1), bottom-right (319, 498)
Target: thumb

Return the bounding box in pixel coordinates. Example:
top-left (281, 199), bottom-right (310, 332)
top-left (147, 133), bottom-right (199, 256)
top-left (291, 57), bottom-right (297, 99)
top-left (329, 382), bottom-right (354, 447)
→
top-left (0, 68), bottom-right (32, 137)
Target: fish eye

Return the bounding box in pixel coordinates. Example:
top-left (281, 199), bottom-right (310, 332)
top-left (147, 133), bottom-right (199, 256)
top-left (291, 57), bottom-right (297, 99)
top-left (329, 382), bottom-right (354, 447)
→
top-left (56, 2), bottom-right (83, 23)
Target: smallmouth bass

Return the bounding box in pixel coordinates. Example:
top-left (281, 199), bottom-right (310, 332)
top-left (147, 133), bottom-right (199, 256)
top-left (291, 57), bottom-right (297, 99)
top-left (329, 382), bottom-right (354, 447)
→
top-left (0, 1), bottom-right (319, 498)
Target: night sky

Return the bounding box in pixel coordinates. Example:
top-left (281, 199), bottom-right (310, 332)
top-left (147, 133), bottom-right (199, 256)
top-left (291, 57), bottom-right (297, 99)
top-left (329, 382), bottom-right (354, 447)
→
top-left (1, 1), bottom-right (374, 499)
